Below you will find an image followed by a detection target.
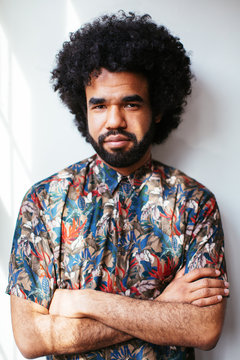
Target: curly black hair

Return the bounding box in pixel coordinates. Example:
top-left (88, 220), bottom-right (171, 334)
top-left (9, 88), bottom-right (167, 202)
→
top-left (51, 11), bottom-right (193, 144)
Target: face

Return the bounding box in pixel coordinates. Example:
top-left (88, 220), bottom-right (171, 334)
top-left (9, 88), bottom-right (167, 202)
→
top-left (85, 68), bottom-right (159, 171)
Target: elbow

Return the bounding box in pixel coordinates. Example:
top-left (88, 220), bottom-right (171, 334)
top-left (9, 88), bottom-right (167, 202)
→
top-left (14, 338), bottom-right (42, 359)
top-left (11, 295), bottom-right (50, 358)
top-left (197, 323), bottom-right (222, 351)
top-left (199, 338), bottom-right (219, 351)
top-left (15, 346), bottom-right (35, 359)
top-left (20, 351), bottom-right (36, 360)
top-left (196, 300), bottom-right (226, 351)
top-left (13, 327), bottom-right (48, 359)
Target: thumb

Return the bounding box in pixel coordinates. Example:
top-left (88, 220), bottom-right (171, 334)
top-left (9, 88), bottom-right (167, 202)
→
top-left (174, 266), bottom-right (186, 279)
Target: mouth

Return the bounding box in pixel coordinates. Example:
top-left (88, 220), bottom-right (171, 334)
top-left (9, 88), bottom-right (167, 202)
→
top-left (104, 135), bottom-right (131, 148)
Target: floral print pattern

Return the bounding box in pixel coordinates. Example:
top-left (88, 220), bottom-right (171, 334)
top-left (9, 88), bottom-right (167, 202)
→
top-left (7, 155), bottom-right (227, 359)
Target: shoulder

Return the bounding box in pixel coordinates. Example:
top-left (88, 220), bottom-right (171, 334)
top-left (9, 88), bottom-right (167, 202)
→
top-left (23, 156), bottom-right (95, 209)
top-left (152, 159), bottom-right (216, 203)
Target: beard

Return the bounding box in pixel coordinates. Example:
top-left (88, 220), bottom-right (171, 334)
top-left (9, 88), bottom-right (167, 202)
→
top-left (86, 121), bottom-right (155, 168)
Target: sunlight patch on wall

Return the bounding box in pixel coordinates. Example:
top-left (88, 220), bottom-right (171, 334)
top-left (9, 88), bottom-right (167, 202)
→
top-left (0, 24), bottom-right (9, 121)
top-left (11, 52), bottom-right (32, 215)
top-left (0, 24), bottom-right (11, 217)
top-left (0, 24), bottom-right (32, 220)
top-left (0, 120), bottom-right (11, 217)
top-left (66, 0), bottom-right (82, 34)
top-left (0, 267), bottom-right (15, 360)
top-left (0, 22), bottom-right (32, 360)
top-left (11, 54), bottom-right (32, 172)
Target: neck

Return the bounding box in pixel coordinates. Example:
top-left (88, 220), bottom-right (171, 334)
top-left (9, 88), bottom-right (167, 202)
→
top-left (98, 147), bottom-right (152, 176)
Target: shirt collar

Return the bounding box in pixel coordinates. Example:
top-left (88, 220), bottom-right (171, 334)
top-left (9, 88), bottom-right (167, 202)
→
top-left (91, 154), bottom-right (153, 195)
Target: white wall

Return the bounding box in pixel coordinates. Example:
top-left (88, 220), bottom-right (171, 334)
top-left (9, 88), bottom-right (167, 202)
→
top-left (0, 0), bottom-right (239, 359)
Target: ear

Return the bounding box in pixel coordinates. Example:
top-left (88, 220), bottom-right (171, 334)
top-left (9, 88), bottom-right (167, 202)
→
top-left (154, 114), bottom-right (161, 124)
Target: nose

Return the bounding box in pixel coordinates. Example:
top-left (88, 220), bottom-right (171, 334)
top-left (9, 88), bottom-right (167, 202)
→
top-left (105, 105), bottom-right (127, 129)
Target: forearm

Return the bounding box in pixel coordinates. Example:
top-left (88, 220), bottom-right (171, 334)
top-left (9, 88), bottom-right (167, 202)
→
top-left (79, 291), bottom-right (226, 350)
top-left (30, 315), bottom-right (131, 358)
top-left (48, 268), bottom-right (227, 352)
top-left (11, 296), bottom-right (132, 359)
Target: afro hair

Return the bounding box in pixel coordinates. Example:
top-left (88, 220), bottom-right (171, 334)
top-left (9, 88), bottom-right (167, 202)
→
top-left (51, 11), bottom-right (193, 144)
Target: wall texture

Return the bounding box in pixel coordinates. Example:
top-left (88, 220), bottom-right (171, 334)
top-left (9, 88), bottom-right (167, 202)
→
top-left (0, 0), bottom-right (239, 359)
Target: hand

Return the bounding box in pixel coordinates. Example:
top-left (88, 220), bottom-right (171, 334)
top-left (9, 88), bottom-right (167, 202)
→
top-left (157, 267), bottom-right (229, 307)
top-left (49, 289), bottom-right (90, 318)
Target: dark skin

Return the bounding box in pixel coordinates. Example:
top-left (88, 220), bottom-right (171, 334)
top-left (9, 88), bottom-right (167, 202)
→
top-left (86, 69), bottom-right (159, 174)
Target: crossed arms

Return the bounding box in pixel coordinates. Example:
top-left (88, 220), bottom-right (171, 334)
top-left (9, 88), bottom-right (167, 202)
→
top-left (11, 267), bottom-right (229, 359)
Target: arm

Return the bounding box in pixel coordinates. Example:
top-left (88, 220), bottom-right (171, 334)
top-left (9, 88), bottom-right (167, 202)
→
top-left (75, 290), bottom-right (226, 351)
top-left (9, 187), bottom-right (131, 358)
top-left (49, 268), bottom-right (228, 351)
top-left (12, 267), bottom-right (228, 358)
top-left (11, 295), bottom-right (132, 359)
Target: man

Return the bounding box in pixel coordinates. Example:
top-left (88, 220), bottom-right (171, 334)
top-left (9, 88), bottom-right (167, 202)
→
top-left (7, 11), bottom-right (228, 360)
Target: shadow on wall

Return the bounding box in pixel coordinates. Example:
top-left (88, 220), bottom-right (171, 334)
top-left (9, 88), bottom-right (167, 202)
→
top-left (152, 77), bottom-right (223, 168)
top-left (153, 78), bottom-right (236, 360)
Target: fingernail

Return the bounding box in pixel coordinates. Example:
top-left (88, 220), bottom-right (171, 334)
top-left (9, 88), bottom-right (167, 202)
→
top-left (224, 289), bottom-right (229, 294)
top-left (215, 270), bottom-right (221, 275)
top-left (224, 281), bottom-right (229, 287)
top-left (217, 295), bottom-right (222, 301)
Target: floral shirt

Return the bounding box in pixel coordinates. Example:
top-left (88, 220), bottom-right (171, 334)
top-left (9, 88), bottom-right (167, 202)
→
top-left (7, 154), bottom-right (227, 360)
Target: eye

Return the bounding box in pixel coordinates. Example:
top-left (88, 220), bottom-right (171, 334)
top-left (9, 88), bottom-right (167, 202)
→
top-left (92, 104), bottom-right (106, 110)
top-left (124, 103), bottom-right (140, 109)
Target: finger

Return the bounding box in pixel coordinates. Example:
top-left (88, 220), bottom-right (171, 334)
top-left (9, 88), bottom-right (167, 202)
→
top-left (189, 287), bottom-right (229, 303)
top-left (189, 278), bottom-right (228, 292)
top-left (184, 268), bottom-right (221, 283)
top-left (192, 295), bottom-right (223, 307)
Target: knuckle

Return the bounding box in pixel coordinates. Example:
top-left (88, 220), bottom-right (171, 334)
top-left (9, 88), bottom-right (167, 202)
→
top-left (194, 295), bottom-right (222, 307)
top-left (210, 295), bottom-right (222, 304)
top-left (198, 267), bottom-right (208, 275)
top-left (196, 268), bottom-right (204, 276)
top-left (203, 288), bottom-right (211, 297)
top-left (219, 279), bottom-right (226, 287)
top-left (202, 278), bottom-right (210, 287)
top-left (195, 298), bottom-right (205, 307)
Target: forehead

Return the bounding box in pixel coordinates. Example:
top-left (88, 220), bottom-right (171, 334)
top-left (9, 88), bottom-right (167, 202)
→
top-left (85, 68), bottom-right (149, 100)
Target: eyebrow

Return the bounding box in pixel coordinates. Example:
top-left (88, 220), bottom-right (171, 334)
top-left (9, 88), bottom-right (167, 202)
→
top-left (88, 94), bottom-right (144, 106)
top-left (122, 95), bottom-right (144, 103)
top-left (88, 97), bottom-right (105, 105)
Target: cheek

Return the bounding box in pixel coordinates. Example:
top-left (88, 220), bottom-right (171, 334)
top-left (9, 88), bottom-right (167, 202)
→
top-left (87, 116), bottom-right (102, 139)
top-left (134, 116), bottom-right (152, 139)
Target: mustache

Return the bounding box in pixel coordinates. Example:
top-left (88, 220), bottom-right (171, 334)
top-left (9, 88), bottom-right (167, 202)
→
top-left (98, 129), bottom-right (137, 145)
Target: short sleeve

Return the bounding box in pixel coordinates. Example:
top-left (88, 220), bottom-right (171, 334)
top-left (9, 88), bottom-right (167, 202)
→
top-left (184, 192), bottom-right (227, 280)
top-left (6, 188), bottom-right (56, 308)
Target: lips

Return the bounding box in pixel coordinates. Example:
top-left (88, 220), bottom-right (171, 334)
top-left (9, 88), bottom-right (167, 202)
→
top-left (103, 134), bottom-right (131, 149)
top-left (104, 135), bottom-right (131, 142)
